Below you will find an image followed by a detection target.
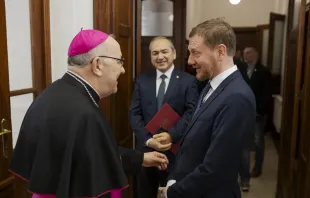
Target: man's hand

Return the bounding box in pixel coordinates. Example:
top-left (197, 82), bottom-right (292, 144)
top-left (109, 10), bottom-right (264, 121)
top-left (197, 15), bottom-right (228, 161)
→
top-left (153, 132), bottom-right (172, 144)
top-left (143, 151), bottom-right (169, 170)
top-left (158, 186), bottom-right (168, 198)
top-left (148, 138), bottom-right (172, 152)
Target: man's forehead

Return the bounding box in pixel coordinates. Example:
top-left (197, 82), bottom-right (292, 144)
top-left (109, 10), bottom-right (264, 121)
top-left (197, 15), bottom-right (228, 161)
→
top-left (150, 39), bottom-right (171, 51)
top-left (244, 48), bottom-right (254, 53)
top-left (188, 35), bottom-right (204, 50)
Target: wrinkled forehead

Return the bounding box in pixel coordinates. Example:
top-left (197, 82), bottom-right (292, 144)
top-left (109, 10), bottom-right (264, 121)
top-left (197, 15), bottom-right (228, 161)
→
top-left (150, 39), bottom-right (172, 52)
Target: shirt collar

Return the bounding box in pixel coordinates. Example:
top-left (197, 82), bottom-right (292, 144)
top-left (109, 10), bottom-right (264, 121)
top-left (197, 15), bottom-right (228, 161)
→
top-left (67, 70), bottom-right (101, 99)
top-left (248, 61), bottom-right (257, 69)
top-left (156, 65), bottom-right (174, 79)
top-left (209, 65), bottom-right (238, 90)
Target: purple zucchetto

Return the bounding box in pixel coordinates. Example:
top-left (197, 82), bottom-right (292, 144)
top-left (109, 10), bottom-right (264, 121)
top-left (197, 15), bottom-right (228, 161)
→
top-left (68, 28), bottom-right (109, 57)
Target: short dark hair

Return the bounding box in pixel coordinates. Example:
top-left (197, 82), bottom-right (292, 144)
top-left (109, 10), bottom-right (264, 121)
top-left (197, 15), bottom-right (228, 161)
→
top-left (189, 18), bottom-right (236, 56)
top-left (149, 36), bottom-right (175, 51)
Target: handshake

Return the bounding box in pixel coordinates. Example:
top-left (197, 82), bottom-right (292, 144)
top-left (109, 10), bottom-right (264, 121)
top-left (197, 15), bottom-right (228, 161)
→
top-left (142, 132), bottom-right (172, 171)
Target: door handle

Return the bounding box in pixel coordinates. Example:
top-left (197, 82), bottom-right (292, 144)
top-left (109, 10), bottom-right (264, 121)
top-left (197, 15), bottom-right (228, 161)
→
top-left (1, 118), bottom-right (11, 158)
top-left (1, 118), bottom-right (11, 135)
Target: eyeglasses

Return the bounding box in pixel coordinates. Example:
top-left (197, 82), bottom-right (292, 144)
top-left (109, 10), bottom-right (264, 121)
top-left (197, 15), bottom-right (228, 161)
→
top-left (98, 55), bottom-right (125, 65)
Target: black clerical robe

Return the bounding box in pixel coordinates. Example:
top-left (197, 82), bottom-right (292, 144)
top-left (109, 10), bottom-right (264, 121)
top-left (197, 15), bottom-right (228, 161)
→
top-left (9, 72), bottom-right (143, 198)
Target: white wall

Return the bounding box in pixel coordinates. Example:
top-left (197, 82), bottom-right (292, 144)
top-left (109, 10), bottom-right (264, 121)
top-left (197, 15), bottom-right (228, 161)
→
top-left (186, 0), bottom-right (205, 38)
top-left (186, 0), bottom-right (283, 38)
top-left (50, 0), bottom-right (93, 81)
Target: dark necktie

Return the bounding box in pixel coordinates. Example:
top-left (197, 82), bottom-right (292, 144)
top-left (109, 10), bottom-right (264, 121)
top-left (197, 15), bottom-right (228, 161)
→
top-left (157, 74), bottom-right (167, 110)
top-left (192, 82), bottom-right (212, 117)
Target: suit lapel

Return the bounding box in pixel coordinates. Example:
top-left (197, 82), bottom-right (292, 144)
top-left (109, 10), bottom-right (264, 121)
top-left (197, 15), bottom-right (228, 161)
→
top-left (249, 63), bottom-right (259, 83)
top-left (181, 71), bottom-right (241, 142)
top-left (148, 70), bottom-right (158, 114)
top-left (163, 69), bottom-right (180, 104)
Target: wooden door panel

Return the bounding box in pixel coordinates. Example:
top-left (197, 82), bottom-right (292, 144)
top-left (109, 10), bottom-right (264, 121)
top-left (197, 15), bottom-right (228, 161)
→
top-left (278, 28), bottom-right (298, 198)
top-left (233, 27), bottom-right (261, 53)
top-left (0, 0), bottom-right (51, 197)
top-left (267, 13), bottom-right (286, 95)
top-left (276, 0), bottom-right (308, 197)
top-left (0, 0), bottom-right (15, 196)
top-left (94, 0), bottom-right (115, 123)
top-left (0, 183), bottom-right (14, 198)
top-left (114, 0), bottom-right (133, 145)
top-left (94, 0), bottom-right (135, 197)
top-left (114, 1), bottom-right (135, 197)
top-left (297, 6), bottom-right (310, 198)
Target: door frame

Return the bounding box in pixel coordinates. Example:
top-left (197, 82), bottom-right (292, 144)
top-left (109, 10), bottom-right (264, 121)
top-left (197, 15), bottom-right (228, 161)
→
top-left (136, 0), bottom-right (187, 73)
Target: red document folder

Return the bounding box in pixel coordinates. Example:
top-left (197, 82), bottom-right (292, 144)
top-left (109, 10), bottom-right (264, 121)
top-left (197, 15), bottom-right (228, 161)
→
top-left (145, 103), bottom-right (181, 154)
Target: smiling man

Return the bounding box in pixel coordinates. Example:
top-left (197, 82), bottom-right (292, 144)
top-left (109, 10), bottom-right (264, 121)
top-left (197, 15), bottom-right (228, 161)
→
top-left (159, 18), bottom-right (256, 198)
top-left (129, 36), bottom-right (198, 198)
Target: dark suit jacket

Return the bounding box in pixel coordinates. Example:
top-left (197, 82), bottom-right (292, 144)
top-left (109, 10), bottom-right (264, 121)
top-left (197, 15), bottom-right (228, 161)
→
top-left (236, 61), bottom-right (272, 116)
top-left (167, 71), bottom-right (256, 198)
top-left (129, 68), bottom-right (198, 155)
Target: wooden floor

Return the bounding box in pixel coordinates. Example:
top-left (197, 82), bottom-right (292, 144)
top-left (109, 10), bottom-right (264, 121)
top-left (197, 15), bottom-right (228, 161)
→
top-left (242, 134), bottom-right (278, 198)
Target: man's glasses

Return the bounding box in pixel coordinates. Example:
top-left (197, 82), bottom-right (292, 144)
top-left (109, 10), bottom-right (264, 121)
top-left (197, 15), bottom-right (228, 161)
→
top-left (98, 55), bottom-right (125, 65)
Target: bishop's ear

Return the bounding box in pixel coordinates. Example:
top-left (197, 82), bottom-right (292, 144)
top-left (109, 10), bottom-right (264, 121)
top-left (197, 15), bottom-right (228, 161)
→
top-left (91, 57), bottom-right (103, 76)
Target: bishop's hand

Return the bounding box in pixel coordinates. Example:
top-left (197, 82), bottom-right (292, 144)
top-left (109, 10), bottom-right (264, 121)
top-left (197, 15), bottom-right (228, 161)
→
top-left (143, 151), bottom-right (169, 170)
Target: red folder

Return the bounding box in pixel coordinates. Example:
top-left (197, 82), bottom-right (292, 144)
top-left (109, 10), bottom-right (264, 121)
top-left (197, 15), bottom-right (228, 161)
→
top-left (145, 103), bottom-right (181, 154)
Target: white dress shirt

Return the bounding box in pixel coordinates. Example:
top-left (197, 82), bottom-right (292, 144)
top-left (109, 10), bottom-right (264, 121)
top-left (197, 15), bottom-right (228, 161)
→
top-left (203, 65), bottom-right (238, 102)
top-left (247, 62), bottom-right (256, 78)
top-left (165, 65), bottom-right (238, 197)
top-left (146, 65), bottom-right (175, 146)
top-left (156, 65), bottom-right (174, 96)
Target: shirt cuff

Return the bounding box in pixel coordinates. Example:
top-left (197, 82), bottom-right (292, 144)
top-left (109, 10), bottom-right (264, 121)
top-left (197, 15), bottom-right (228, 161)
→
top-left (166, 180), bottom-right (176, 198)
top-left (145, 138), bottom-right (152, 146)
top-left (167, 180), bottom-right (176, 187)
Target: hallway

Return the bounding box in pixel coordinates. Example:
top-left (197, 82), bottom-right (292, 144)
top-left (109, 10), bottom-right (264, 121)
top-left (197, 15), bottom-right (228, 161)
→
top-left (242, 134), bottom-right (278, 198)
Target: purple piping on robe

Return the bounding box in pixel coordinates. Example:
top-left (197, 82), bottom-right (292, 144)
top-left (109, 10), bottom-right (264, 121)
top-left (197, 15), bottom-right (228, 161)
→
top-left (32, 189), bottom-right (122, 198)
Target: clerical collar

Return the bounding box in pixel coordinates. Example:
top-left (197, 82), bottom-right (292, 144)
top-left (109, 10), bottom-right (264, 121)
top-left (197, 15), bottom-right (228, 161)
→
top-left (66, 70), bottom-right (100, 105)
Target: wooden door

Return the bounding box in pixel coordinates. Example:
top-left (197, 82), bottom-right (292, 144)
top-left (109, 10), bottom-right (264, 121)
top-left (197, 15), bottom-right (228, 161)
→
top-left (276, 0), bottom-right (307, 197)
top-left (295, 6), bottom-right (310, 198)
top-left (0, 0), bottom-right (51, 197)
top-left (138, 0), bottom-right (187, 73)
top-left (0, 1), bottom-right (15, 197)
top-left (233, 27), bottom-right (262, 56)
top-left (93, 0), bottom-right (135, 197)
top-left (267, 13), bottom-right (286, 95)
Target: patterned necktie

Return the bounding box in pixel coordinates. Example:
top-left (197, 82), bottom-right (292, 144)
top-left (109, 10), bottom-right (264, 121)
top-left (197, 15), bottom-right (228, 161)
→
top-left (192, 82), bottom-right (212, 117)
top-left (157, 74), bottom-right (167, 110)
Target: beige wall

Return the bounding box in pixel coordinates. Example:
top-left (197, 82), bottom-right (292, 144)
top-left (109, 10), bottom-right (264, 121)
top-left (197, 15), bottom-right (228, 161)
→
top-left (186, 0), bottom-right (287, 38)
top-left (50, 0), bottom-right (93, 81)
